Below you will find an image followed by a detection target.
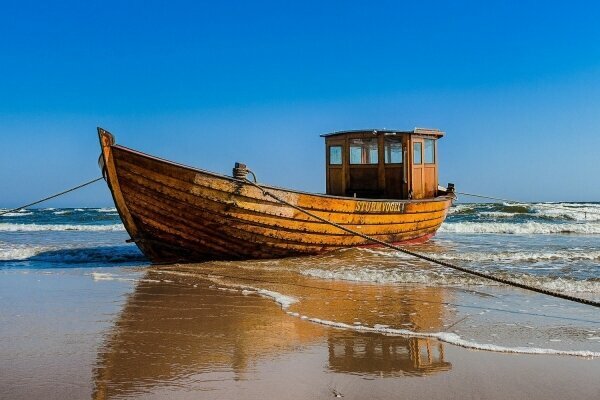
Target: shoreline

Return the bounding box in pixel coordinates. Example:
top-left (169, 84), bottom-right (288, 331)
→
top-left (1, 266), bottom-right (599, 399)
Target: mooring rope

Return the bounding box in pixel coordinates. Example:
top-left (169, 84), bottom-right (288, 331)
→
top-left (457, 191), bottom-right (600, 217)
top-left (0, 177), bottom-right (104, 217)
top-left (244, 178), bottom-right (600, 308)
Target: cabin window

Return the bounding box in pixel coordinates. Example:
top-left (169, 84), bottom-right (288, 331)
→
top-left (424, 139), bottom-right (435, 164)
top-left (413, 142), bottom-right (422, 164)
top-left (329, 146), bottom-right (342, 165)
top-left (384, 138), bottom-right (402, 164)
top-left (349, 138), bottom-right (378, 164)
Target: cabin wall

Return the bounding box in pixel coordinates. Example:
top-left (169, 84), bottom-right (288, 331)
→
top-left (409, 135), bottom-right (438, 199)
top-left (325, 132), bottom-right (439, 199)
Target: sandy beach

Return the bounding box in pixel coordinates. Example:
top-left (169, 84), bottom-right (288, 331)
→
top-left (1, 263), bottom-right (598, 400)
top-left (4, 1), bottom-right (600, 398)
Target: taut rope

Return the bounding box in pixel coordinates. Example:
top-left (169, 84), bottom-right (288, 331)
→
top-left (243, 177), bottom-right (600, 308)
top-left (0, 177), bottom-right (103, 216)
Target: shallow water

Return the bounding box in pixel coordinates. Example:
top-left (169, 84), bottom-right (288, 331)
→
top-left (1, 267), bottom-right (598, 399)
top-left (0, 204), bottom-right (599, 398)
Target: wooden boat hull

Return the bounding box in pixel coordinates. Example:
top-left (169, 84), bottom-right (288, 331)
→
top-left (98, 128), bottom-right (454, 263)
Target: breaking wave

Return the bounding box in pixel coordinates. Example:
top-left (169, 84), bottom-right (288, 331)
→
top-left (440, 221), bottom-right (600, 235)
top-left (0, 243), bottom-right (144, 264)
top-left (434, 249), bottom-right (600, 263)
top-left (299, 267), bottom-right (600, 295)
top-left (0, 243), bottom-right (46, 261)
top-left (449, 202), bottom-right (600, 222)
top-left (0, 223), bottom-right (125, 232)
top-left (0, 212), bottom-right (33, 217)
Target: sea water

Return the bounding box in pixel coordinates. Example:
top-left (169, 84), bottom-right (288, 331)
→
top-left (0, 204), bottom-right (599, 357)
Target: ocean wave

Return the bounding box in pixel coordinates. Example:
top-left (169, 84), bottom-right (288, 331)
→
top-left (0, 243), bottom-right (49, 260)
top-left (53, 210), bottom-right (71, 215)
top-left (0, 212), bottom-right (33, 217)
top-left (325, 247), bottom-right (600, 266)
top-left (300, 267), bottom-right (600, 294)
top-left (97, 207), bottom-right (117, 213)
top-left (479, 211), bottom-right (517, 218)
top-left (440, 221), bottom-right (600, 235)
top-left (449, 202), bottom-right (600, 222)
top-left (31, 246), bottom-right (145, 264)
top-left (448, 204), bottom-right (477, 215)
top-left (433, 249), bottom-right (600, 263)
top-left (0, 223), bottom-right (125, 232)
top-left (529, 203), bottom-right (600, 222)
top-left (0, 243), bottom-right (144, 263)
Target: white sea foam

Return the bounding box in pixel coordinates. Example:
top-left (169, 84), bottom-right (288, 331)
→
top-left (299, 318), bottom-right (600, 358)
top-left (451, 202), bottom-right (600, 221)
top-left (479, 211), bottom-right (516, 218)
top-left (160, 270), bottom-right (299, 309)
top-left (254, 288), bottom-right (298, 309)
top-left (434, 249), bottom-right (600, 263)
top-left (358, 247), bottom-right (600, 264)
top-left (530, 203), bottom-right (600, 222)
top-left (440, 221), bottom-right (600, 235)
top-left (301, 267), bottom-right (455, 286)
top-left (0, 242), bottom-right (143, 263)
top-left (300, 267), bottom-right (600, 294)
top-left (91, 272), bottom-right (138, 282)
top-left (97, 207), bottom-right (117, 213)
top-left (0, 212), bottom-right (33, 217)
top-left (0, 243), bottom-right (49, 260)
top-left (0, 223), bottom-right (125, 232)
top-left (448, 204), bottom-right (476, 215)
top-left (91, 272), bottom-right (115, 281)
top-left (53, 210), bottom-right (71, 215)
top-left (219, 285), bottom-right (298, 309)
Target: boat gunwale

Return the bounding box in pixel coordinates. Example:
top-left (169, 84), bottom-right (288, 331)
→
top-left (111, 143), bottom-right (454, 205)
top-left (115, 155), bottom-right (451, 221)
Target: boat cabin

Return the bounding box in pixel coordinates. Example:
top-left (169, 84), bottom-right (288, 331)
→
top-left (322, 128), bottom-right (444, 200)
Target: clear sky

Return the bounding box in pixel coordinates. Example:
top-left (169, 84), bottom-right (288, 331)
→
top-left (1, 0), bottom-right (599, 207)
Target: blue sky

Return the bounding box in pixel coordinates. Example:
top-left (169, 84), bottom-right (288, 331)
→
top-left (1, 0), bottom-right (599, 206)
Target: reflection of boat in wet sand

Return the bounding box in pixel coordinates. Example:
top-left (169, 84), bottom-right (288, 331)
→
top-left (98, 127), bottom-right (454, 263)
top-left (93, 271), bottom-right (453, 398)
top-left (92, 273), bottom-right (323, 399)
top-left (328, 334), bottom-right (451, 376)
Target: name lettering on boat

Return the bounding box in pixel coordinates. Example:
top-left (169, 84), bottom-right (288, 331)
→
top-left (355, 201), bottom-right (405, 213)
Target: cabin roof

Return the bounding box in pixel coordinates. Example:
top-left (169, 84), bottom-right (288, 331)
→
top-left (320, 128), bottom-right (444, 138)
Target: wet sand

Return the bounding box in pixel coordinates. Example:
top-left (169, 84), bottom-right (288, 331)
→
top-left (1, 265), bottom-right (599, 400)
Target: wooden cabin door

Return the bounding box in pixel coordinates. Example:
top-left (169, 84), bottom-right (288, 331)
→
top-left (411, 139), bottom-right (425, 199)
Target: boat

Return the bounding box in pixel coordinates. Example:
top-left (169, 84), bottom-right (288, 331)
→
top-left (98, 127), bottom-right (455, 263)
